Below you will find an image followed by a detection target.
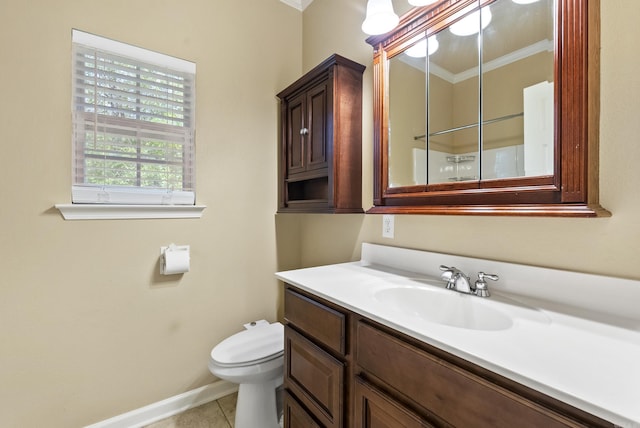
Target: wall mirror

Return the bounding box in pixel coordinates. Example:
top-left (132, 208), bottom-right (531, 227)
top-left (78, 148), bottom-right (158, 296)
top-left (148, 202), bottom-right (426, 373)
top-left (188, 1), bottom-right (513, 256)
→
top-left (366, 0), bottom-right (608, 216)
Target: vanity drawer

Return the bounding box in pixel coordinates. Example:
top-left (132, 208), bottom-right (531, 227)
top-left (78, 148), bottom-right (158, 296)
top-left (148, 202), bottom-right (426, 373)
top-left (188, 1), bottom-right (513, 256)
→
top-left (285, 325), bottom-right (345, 427)
top-left (284, 287), bottom-right (346, 355)
top-left (356, 322), bottom-right (589, 428)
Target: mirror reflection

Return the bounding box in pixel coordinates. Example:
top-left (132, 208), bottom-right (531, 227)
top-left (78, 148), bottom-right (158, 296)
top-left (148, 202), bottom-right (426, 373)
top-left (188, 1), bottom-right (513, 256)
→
top-left (387, 0), bottom-right (555, 188)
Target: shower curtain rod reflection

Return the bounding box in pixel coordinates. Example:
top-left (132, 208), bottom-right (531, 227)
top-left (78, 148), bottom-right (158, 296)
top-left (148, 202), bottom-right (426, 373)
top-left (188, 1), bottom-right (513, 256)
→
top-left (413, 112), bottom-right (524, 140)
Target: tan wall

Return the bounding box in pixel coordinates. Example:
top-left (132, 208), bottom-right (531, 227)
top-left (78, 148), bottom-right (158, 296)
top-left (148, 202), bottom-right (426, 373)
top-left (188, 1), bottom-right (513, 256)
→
top-left (480, 51), bottom-right (554, 152)
top-left (0, 0), bottom-right (301, 426)
top-left (388, 59), bottom-right (426, 186)
top-left (444, 52), bottom-right (553, 154)
top-left (297, 0), bottom-right (640, 281)
top-left (2, 0), bottom-right (639, 426)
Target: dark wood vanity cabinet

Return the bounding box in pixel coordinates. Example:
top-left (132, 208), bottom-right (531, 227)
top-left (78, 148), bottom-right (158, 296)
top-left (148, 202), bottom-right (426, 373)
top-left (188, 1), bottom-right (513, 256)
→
top-left (284, 287), bottom-right (348, 427)
top-left (355, 321), bottom-right (613, 428)
top-left (277, 54), bottom-right (365, 213)
top-left (283, 284), bottom-right (614, 428)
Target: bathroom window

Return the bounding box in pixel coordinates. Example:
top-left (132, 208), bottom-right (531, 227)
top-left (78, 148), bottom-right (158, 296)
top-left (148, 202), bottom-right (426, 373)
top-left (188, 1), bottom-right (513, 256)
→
top-left (71, 30), bottom-right (196, 205)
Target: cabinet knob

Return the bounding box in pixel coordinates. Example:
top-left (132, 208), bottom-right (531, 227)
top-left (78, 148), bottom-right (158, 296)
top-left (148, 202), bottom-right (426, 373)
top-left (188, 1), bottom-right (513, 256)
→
top-left (299, 128), bottom-right (309, 135)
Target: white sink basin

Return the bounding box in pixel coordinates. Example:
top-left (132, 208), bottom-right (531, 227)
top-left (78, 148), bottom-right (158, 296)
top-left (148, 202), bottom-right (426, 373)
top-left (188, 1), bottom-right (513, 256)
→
top-left (375, 285), bottom-right (514, 331)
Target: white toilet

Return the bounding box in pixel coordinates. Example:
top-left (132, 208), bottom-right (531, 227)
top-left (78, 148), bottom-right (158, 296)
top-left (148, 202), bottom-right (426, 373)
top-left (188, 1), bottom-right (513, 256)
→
top-left (208, 321), bottom-right (284, 428)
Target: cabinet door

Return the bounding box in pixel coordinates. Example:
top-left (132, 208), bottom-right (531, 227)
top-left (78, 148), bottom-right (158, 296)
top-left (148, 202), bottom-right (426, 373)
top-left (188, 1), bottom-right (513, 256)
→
top-left (354, 378), bottom-right (435, 428)
top-left (357, 322), bottom-right (592, 428)
top-left (284, 389), bottom-right (324, 428)
top-left (306, 81), bottom-right (329, 172)
top-left (287, 92), bottom-right (306, 176)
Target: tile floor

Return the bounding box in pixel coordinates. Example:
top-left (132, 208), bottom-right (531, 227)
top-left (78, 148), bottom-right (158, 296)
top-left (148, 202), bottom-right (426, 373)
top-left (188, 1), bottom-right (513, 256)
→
top-left (144, 392), bottom-right (237, 428)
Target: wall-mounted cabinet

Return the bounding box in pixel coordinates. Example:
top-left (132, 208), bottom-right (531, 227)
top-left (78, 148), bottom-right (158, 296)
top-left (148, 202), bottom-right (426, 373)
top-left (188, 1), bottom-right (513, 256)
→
top-left (277, 54), bottom-right (365, 213)
top-left (366, 0), bottom-right (609, 216)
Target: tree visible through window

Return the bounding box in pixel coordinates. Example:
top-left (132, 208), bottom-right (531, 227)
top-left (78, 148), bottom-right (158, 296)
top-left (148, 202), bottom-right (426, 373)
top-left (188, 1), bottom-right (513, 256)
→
top-left (72, 30), bottom-right (196, 205)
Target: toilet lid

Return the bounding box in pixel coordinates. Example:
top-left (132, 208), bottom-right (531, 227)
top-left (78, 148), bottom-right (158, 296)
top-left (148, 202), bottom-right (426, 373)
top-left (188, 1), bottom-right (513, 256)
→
top-left (211, 322), bottom-right (284, 367)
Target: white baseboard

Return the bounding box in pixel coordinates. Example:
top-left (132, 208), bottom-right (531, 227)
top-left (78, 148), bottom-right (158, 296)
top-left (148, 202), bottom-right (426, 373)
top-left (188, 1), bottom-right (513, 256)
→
top-left (85, 380), bottom-right (238, 428)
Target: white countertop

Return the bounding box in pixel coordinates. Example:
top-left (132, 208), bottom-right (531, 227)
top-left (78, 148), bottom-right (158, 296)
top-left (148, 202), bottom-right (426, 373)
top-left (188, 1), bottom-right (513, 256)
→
top-left (276, 243), bottom-right (640, 428)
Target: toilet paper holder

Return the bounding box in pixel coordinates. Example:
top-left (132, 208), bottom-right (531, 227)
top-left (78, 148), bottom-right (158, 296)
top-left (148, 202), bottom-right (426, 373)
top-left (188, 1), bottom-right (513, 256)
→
top-left (160, 244), bottom-right (190, 275)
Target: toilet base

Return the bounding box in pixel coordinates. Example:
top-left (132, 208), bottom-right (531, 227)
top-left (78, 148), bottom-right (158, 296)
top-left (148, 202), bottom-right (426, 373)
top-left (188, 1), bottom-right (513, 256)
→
top-left (235, 380), bottom-right (280, 428)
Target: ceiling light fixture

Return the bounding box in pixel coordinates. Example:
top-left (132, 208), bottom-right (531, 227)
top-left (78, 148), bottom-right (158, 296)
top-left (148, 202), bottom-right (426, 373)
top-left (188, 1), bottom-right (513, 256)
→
top-left (512, 0), bottom-right (539, 4)
top-left (449, 6), bottom-right (492, 36)
top-left (405, 35), bottom-right (439, 57)
top-left (362, 0), bottom-right (400, 35)
top-left (362, 1), bottom-right (495, 38)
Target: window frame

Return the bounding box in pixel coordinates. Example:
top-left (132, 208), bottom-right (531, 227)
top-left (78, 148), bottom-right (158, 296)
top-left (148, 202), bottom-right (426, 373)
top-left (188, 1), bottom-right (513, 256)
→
top-left (71, 29), bottom-right (196, 206)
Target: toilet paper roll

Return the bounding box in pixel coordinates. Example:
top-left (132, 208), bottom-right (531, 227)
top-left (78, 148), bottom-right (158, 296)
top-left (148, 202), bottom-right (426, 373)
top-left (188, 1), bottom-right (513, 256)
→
top-left (161, 245), bottom-right (190, 275)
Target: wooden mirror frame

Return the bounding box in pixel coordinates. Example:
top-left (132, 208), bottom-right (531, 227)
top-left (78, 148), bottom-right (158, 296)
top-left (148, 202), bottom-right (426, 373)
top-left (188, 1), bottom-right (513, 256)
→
top-left (366, 0), bottom-right (609, 217)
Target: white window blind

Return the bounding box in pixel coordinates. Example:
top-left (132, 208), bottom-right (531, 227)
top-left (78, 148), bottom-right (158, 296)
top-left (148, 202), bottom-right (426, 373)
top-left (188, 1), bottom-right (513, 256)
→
top-left (71, 30), bottom-right (196, 205)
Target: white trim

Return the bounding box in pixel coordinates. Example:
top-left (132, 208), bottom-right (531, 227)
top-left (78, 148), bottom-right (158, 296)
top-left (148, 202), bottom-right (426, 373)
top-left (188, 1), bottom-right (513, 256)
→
top-left (55, 204), bottom-right (206, 220)
top-left (279, 0), bottom-right (314, 11)
top-left (84, 381), bottom-right (238, 428)
top-left (403, 39), bottom-right (554, 84)
top-left (428, 62), bottom-right (456, 84)
top-left (72, 29), bottom-right (195, 74)
top-left (453, 38), bottom-right (554, 83)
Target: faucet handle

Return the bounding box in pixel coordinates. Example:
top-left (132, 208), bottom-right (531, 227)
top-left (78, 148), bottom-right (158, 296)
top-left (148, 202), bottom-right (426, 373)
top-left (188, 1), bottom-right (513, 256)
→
top-left (474, 272), bottom-right (498, 297)
top-left (477, 272), bottom-right (499, 282)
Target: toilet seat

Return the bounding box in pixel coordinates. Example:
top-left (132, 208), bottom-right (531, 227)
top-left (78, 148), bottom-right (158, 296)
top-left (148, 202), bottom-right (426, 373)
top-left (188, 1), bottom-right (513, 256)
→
top-left (211, 322), bottom-right (284, 368)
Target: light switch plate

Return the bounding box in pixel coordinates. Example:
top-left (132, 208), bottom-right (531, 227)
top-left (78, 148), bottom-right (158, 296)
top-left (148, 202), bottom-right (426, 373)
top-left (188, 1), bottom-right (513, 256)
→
top-left (382, 215), bottom-right (394, 238)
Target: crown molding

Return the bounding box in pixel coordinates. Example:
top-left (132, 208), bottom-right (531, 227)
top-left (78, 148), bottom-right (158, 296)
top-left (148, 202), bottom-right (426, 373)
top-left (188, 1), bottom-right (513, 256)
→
top-left (400, 38), bottom-right (553, 84)
top-left (280, 0), bottom-right (314, 12)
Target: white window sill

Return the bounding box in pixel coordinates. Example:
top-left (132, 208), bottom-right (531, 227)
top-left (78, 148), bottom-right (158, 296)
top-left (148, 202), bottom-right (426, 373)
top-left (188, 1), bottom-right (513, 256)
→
top-left (54, 204), bottom-right (206, 220)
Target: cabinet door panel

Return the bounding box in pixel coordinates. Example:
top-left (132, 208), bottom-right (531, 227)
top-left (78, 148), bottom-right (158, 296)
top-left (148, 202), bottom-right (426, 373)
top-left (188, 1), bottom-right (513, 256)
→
top-left (287, 93), bottom-right (306, 175)
top-left (285, 326), bottom-right (344, 427)
top-left (284, 389), bottom-right (324, 428)
top-left (307, 82), bottom-right (328, 171)
top-left (356, 322), bottom-right (587, 428)
top-left (354, 377), bottom-right (434, 428)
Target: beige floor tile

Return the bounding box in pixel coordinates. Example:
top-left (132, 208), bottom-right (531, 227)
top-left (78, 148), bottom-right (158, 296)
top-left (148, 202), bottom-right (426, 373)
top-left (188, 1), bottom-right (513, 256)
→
top-left (144, 400), bottom-right (231, 428)
top-left (217, 392), bottom-right (237, 427)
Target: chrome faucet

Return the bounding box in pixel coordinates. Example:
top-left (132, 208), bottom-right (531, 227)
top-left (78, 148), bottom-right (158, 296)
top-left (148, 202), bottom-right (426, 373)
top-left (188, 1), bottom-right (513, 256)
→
top-left (439, 265), bottom-right (498, 297)
top-left (439, 265), bottom-right (472, 293)
top-left (438, 265), bottom-right (456, 288)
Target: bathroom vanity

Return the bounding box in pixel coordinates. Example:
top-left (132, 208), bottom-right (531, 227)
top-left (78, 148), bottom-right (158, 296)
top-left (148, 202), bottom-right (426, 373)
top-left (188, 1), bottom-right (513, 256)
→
top-left (276, 244), bottom-right (640, 428)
